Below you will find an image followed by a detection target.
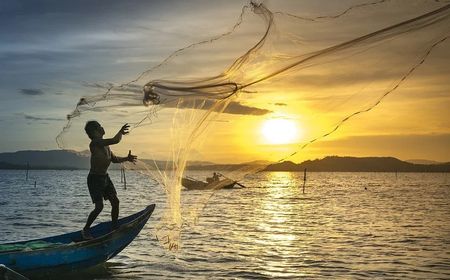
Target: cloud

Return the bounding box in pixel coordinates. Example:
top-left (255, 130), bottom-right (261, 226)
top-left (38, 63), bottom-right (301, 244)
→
top-left (83, 82), bottom-right (142, 94)
top-left (274, 102), bottom-right (287, 106)
top-left (82, 99), bottom-right (271, 116)
top-left (82, 82), bottom-right (271, 115)
top-left (222, 101), bottom-right (271, 115)
top-left (19, 88), bottom-right (44, 95)
top-left (24, 114), bottom-right (64, 121)
top-left (159, 99), bottom-right (271, 115)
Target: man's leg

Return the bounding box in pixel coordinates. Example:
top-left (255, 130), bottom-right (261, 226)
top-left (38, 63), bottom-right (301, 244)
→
top-left (109, 194), bottom-right (120, 229)
top-left (84, 200), bottom-right (104, 230)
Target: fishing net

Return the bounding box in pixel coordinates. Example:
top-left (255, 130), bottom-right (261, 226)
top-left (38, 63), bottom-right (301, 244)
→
top-left (56, 0), bottom-right (450, 250)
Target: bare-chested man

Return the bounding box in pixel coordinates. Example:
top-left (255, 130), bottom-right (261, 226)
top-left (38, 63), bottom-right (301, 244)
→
top-left (81, 121), bottom-right (137, 239)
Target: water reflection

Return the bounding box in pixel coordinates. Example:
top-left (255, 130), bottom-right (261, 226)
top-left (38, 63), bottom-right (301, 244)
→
top-left (1, 171), bottom-right (449, 279)
top-left (266, 172), bottom-right (297, 188)
top-left (253, 172), bottom-right (307, 277)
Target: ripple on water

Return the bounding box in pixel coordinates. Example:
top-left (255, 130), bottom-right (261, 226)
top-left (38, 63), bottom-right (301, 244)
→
top-left (1, 170), bottom-right (449, 279)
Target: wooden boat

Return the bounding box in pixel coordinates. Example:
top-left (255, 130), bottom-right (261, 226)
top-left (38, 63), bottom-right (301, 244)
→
top-left (181, 177), bottom-right (236, 190)
top-left (0, 204), bottom-right (155, 277)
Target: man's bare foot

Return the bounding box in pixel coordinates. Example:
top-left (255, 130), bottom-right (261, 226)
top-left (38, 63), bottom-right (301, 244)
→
top-left (81, 228), bottom-right (94, 240)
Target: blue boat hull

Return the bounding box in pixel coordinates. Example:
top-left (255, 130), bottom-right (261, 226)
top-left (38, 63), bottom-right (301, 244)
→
top-left (0, 204), bottom-right (155, 277)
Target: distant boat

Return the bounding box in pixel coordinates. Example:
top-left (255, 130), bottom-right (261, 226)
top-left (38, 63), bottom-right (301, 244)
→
top-left (181, 177), bottom-right (236, 190)
top-left (0, 204), bottom-right (155, 278)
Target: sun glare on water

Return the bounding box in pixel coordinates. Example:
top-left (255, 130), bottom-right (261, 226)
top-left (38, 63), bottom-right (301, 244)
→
top-left (261, 118), bottom-right (300, 145)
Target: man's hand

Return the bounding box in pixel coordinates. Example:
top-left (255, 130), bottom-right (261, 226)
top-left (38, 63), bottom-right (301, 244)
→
top-left (127, 150), bottom-right (137, 164)
top-left (119, 123), bottom-right (130, 135)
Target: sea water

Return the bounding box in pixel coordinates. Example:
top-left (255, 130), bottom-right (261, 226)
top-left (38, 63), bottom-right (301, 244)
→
top-left (0, 170), bottom-right (449, 279)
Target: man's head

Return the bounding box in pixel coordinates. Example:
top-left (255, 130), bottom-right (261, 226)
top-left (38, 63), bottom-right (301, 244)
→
top-left (85, 121), bottom-right (105, 139)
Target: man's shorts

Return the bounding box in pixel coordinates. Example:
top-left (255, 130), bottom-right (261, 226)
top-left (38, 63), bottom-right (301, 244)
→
top-left (87, 173), bottom-right (117, 204)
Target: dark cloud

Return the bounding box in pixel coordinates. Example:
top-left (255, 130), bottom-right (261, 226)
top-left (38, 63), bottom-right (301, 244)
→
top-left (223, 101), bottom-right (271, 115)
top-left (82, 82), bottom-right (271, 115)
top-left (83, 82), bottom-right (142, 94)
top-left (274, 102), bottom-right (287, 106)
top-left (24, 114), bottom-right (64, 121)
top-left (0, 0), bottom-right (163, 17)
top-left (163, 99), bottom-right (271, 115)
top-left (81, 99), bottom-right (271, 116)
top-left (86, 103), bottom-right (141, 113)
top-left (19, 88), bottom-right (45, 95)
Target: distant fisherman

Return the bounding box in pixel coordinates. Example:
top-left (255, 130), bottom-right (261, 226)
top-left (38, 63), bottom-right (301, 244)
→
top-left (206, 172), bottom-right (220, 184)
top-left (81, 121), bottom-right (137, 240)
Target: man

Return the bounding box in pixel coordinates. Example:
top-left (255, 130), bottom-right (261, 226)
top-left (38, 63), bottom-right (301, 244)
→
top-left (81, 121), bottom-right (137, 239)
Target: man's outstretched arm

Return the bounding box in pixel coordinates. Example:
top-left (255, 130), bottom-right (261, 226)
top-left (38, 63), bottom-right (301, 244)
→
top-left (111, 150), bottom-right (138, 164)
top-left (93, 124), bottom-right (130, 147)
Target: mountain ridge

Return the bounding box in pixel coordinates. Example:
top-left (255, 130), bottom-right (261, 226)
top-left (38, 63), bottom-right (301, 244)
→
top-left (264, 156), bottom-right (449, 172)
top-left (0, 150), bottom-right (448, 172)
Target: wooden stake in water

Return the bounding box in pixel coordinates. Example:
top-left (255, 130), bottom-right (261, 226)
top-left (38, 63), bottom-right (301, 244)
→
top-left (26, 162), bottom-right (29, 181)
top-left (123, 167), bottom-right (127, 190)
top-left (302, 168), bottom-right (307, 194)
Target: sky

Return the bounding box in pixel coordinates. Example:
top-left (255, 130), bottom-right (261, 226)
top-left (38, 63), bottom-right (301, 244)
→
top-left (0, 0), bottom-right (449, 163)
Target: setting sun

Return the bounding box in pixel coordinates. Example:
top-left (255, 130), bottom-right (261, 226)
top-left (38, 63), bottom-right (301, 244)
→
top-left (261, 119), bottom-right (300, 145)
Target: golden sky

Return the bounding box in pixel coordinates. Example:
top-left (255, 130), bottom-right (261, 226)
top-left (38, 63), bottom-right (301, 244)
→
top-left (1, 0), bottom-right (449, 163)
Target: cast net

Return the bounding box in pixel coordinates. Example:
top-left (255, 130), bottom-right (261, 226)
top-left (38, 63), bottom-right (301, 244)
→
top-left (56, 0), bottom-right (450, 250)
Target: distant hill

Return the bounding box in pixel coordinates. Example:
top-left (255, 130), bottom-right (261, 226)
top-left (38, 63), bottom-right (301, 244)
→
top-left (264, 156), bottom-right (450, 172)
top-left (406, 159), bottom-right (443, 165)
top-left (185, 160), bottom-right (272, 171)
top-left (0, 150), bottom-right (263, 170)
top-left (0, 150), bottom-right (90, 170)
top-left (0, 151), bottom-right (448, 172)
top-left (0, 150), bottom-right (221, 170)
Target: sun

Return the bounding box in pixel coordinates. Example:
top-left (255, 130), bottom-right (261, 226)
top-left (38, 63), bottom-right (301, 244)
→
top-left (261, 118), bottom-right (300, 145)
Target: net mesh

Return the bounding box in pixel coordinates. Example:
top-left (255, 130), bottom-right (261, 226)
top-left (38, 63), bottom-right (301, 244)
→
top-left (56, 0), bottom-right (450, 250)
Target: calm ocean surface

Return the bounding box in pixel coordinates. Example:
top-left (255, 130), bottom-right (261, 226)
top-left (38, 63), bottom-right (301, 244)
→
top-left (0, 170), bottom-right (449, 279)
